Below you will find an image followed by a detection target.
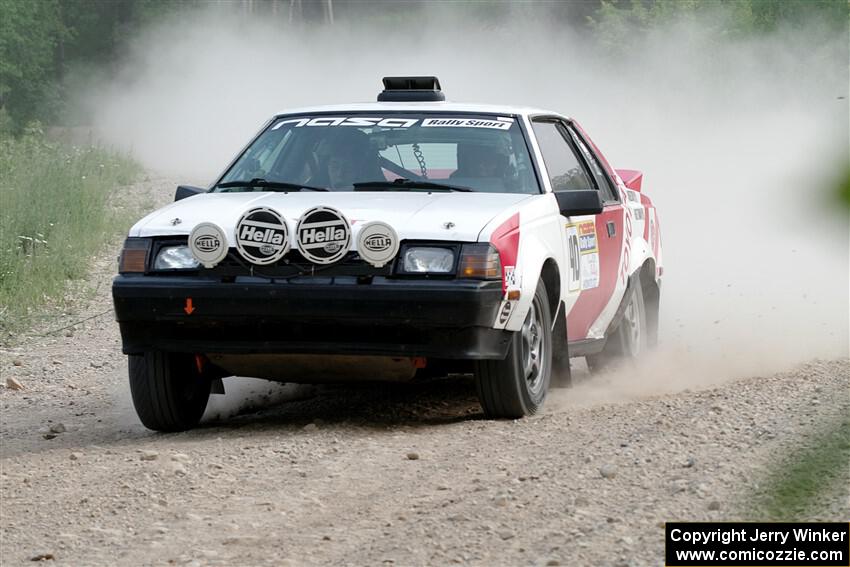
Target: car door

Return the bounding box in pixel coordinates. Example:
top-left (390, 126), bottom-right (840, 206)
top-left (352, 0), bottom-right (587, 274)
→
top-left (530, 118), bottom-right (625, 342)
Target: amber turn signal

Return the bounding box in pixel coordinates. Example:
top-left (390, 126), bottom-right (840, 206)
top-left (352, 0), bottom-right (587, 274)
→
top-left (458, 244), bottom-right (501, 279)
top-left (119, 239), bottom-right (151, 273)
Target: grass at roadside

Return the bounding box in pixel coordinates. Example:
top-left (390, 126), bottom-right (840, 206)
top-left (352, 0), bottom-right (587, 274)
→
top-left (0, 129), bottom-right (141, 334)
top-left (745, 413), bottom-right (850, 520)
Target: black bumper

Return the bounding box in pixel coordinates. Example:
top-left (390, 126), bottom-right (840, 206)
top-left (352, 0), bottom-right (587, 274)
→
top-left (112, 275), bottom-right (511, 359)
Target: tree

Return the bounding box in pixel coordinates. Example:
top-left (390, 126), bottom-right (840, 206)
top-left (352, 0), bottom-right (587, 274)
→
top-left (0, 0), bottom-right (64, 130)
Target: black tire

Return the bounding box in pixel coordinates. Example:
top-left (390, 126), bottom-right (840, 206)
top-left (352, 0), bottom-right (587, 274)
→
top-left (475, 280), bottom-right (552, 418)
top-left (586, 277), bottom-right (647, 374)
top-left (551, 301), bottom-right (573, 388)
top-left (129, 352), bottom-right (211, 432)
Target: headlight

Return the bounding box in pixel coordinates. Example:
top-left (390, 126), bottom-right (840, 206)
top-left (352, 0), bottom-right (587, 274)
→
top-left (154, 245), bottom-right (200, 270)
top-left (402, 246), bottom-right (455, 273)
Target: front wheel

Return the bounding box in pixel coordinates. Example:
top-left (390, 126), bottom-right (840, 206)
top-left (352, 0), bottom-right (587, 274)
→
top-left (129, 352), bottom-right (211, 432)
top-left (475, 280), bottom-right (552, 418)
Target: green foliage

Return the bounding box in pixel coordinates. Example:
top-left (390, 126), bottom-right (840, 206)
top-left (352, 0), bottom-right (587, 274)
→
top-left (0, 130), bottom-right (140, 331)
top-left (745, 415), bottom-right (850, 520)
top-left (0, 0), bottom-right (190, 131)
top-left (743, 0), bottom-right (850, 32)
top-left (589, 0), bottom-right (850, 48)
top-left (0, 0), bottom-right (65, 129)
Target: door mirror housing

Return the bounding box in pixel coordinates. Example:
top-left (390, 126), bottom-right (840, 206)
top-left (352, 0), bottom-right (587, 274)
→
top-left (554, 190), bottom-right (603, 216)
top-left (174, 185), bottom-right (206, 202)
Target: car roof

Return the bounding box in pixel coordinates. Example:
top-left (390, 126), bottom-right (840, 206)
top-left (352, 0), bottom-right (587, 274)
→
top-left (274, 102), bottom-right (569, 120)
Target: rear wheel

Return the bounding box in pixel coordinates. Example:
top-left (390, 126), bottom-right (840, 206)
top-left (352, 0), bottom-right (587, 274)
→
top-left (129, 352), bottom-right (211, 432)
top-left (475, 280), bottom-right (552, 418)
top-left (586, 278), bottom-right (647, 373)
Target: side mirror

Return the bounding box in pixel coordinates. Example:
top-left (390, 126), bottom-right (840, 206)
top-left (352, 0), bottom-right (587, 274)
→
top-left (174, 185), bottom-right (206, 202)
top-left (555, 190), bottom-right (603, 216)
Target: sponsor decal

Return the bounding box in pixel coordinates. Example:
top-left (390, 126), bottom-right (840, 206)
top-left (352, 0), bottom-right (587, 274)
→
top-left (498, 300), bottom-right (513, 325)
top-left (578, 222), bottom-right (596, 237)
top-left (577, 220), bottom-right (600, 290)
top-left (195, 236), bottom-right (218, 252)
top-left (422, 118), bottom-right (513, 130)
top-left (295, 206), bottom-right (351, 264)
top-left (565, 224), bottom-right (581, 292)
top-left (649, 213), bottom-right (658, 257)
top-left (578, 221), bottom-right (597, 254)
top-left (188, 222), bottom-right (228, 268)
top-left (504, 266), bottom-right (520, 288)
top-left (234, 207), bottom-right (290, 265)
top-left (566, 220), bottom-right (600, 290)
top-left (271, 116), bottom-right (514, 131)
top-left (272, 117), bottom-right (419, 130)
top-left (581, 252), bottom-right (600, 290)
top-left (356, 221), bottom-right (399, 268)
top-left (618, 186), bottom-right (633, 285)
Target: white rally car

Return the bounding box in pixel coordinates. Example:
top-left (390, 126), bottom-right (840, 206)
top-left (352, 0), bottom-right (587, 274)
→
top-left (113, 77), bottom-right (663, 431)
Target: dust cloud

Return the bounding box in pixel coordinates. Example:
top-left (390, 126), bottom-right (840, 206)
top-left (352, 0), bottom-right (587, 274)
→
top-left (75, 4), bottom-right (849, 403)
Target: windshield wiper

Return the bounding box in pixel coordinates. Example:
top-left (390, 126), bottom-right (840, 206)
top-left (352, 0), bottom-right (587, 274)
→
top-left (216, 178), bottom-right (328, 192)
top-left (352, 179), bottom-right (472, 192)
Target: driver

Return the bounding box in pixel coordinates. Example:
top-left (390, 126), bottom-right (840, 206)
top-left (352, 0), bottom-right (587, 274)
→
top-left (451, 143), bottom-right (509, 179)
top-left (327, 151), bottom-right (360, 189)
top-left (316, 129), bottom-right (382, 189)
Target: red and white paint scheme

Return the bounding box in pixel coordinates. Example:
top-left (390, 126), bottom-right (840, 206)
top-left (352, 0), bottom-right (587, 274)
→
top-left (113, 77), bottom-right (663, 431)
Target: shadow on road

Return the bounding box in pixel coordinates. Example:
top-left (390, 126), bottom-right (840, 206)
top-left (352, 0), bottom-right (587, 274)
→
top-left (201, 375), bottom-right (485, 433)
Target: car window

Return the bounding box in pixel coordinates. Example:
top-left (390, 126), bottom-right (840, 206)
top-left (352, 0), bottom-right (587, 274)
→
top-left (217, 114), bottom-right (542, 194)
top-left (379, 143), bottom-right (456, 179)
top-left (227, 129), bottom-right (292, 181)
top-left (531, 120), bottom-right (595, 192)
top-left (565, 126), bottom-right (617, 202)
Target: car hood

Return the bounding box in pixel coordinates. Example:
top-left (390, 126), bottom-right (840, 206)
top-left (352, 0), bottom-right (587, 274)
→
top-left (131, 191), bottom-right (534, 244)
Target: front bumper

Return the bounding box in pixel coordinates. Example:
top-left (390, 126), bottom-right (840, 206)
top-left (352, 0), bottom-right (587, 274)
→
top-left (112, 275), bottom-right (510, 359)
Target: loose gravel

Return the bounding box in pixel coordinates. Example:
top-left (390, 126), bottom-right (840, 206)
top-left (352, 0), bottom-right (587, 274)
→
top-left (1, 178), bottom-right (847, 566)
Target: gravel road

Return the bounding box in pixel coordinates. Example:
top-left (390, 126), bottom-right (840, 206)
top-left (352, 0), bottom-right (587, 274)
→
top-left (1, 179), bottom-right (848, 566)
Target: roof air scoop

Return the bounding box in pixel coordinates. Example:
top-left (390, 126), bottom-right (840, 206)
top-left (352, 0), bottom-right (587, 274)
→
top-left (378, 76), bottom-right (445, 102)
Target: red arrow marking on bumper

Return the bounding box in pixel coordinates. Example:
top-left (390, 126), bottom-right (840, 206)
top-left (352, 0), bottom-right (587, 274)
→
top-left (184, 298), bottom-right (195, 315)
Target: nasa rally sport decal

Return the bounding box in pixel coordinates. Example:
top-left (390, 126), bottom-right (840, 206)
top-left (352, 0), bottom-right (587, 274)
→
top-left (188, 222), bottom-right (228, 268)
top-left (356, 221), bottom-right (399, 268)
top-left (234, 207), bottom-right (290, 265)
top-left (295, 206), bottom-right (351, 265)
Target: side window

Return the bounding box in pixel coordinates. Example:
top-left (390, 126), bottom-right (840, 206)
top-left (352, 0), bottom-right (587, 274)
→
top-left (566, 126), bottom-right (617, 202)
top-left (531, 120), bottom-right (595, 192)
top-left (233, 129), bottom-right (291, 180)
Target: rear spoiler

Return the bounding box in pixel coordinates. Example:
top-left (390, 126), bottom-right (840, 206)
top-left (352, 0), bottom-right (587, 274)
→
top-left (616, 169), bottom-right (643, 192)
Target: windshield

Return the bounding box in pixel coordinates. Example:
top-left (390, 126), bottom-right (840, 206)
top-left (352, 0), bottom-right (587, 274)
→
top-left (216, 113), bottom-right (541, 194)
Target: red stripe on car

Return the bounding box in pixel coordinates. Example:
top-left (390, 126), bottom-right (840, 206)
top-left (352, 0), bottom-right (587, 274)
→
top-left (490, 213), bottom-right (520, 292)
top-left (567, 205), bottom-right (625, 340)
